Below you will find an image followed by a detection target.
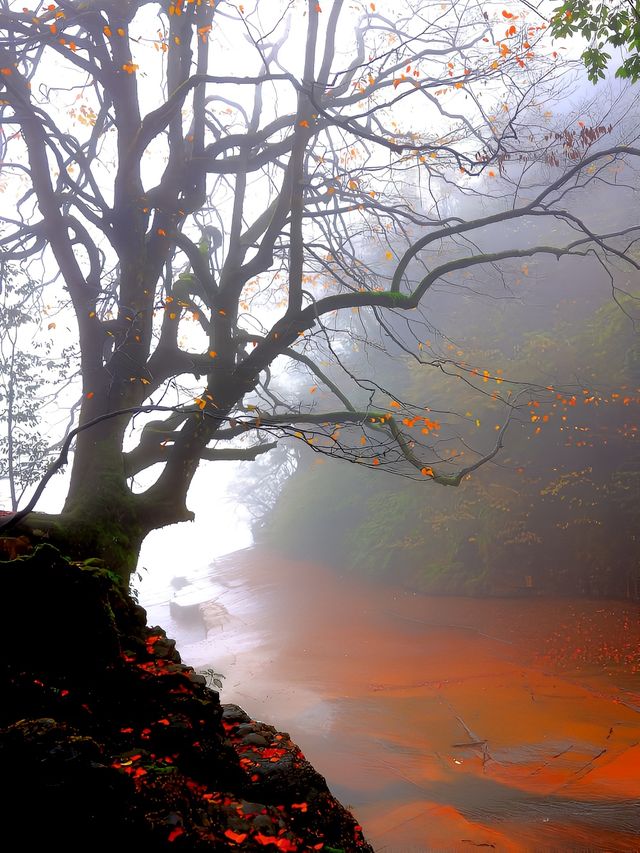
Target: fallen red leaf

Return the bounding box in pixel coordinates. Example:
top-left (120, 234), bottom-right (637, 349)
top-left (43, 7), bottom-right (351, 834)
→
top-left (224, 829), bottom-right (248, 843)
top-left (168, 826), bottom-right (184, 842)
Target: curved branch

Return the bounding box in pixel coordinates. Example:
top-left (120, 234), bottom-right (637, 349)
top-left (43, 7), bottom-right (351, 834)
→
top-left (124, 438), bottom-right (277, 477)
top-left (0, 404), bottom-right (226, 532)
top-left (390, 145), bottom-right (640, 292)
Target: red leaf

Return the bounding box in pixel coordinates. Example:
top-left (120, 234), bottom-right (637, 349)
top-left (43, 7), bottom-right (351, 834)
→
top-left (224, 829), bottom-right (248, 843)
top-left (168, 827), bottom-right (184, 842)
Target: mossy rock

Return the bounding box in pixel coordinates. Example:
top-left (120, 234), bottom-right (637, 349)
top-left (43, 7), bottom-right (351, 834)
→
top-left (1, 544), bottom-right (146, 684)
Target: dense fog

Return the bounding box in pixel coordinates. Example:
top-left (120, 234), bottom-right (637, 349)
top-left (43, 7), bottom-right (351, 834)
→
top-left (131, 77), bottom-right (640, 853)
top-left (221, 90), bottom-right (640, 601)
top-left (2, 2), bottom-right (638, 846)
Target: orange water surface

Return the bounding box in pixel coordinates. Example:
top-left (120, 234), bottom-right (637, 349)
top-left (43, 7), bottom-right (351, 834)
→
top-left (144, 548), bottom-right (640, 852)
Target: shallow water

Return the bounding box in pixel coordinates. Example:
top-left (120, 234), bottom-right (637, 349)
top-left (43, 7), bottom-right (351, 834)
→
top-left (141, 548), bottom-right (640, 852)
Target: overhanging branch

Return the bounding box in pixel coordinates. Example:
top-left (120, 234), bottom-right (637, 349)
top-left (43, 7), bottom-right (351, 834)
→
top-left (0, 404), bottom-right (225, 532)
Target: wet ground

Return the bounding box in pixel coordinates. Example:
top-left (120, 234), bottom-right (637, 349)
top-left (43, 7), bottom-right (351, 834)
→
top-left (141, 548), bottom-right (640, 852)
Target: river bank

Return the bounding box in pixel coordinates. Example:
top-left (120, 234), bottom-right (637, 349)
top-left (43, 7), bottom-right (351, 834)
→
top-left (2, 546), bottom-right (373, 851)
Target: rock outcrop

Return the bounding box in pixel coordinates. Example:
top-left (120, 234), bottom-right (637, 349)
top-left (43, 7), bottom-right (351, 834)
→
top-left (1, 546), bottom-right (373, 851)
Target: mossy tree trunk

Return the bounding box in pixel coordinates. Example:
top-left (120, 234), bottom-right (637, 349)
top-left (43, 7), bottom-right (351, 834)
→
top-left (12, 417), bottom-right (197, 583)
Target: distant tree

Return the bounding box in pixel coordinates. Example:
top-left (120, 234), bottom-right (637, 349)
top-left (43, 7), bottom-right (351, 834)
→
top-left (0, 265), bottom-right (71, 509)
top-left (1, 0), bottom-right (639, 582)
top-left (550, 0), bottom-right (640, 82)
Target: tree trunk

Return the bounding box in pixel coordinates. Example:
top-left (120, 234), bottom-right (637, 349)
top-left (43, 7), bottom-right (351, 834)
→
top-left (13, 506), bottom-right (144, 585)
top-left (14, 412), bottom-right (140, 581)
top-left (6, 428), bottom-right (139, 581)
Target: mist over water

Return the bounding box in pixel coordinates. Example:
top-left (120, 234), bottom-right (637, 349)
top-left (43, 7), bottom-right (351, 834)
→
top-left (138, 545), bottom-right (639, 852)
top-left (136, 461), bottom-right (253, 605)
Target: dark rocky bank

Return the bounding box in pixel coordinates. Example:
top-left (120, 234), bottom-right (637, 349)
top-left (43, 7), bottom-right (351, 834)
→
top-left (1, 545), bottom-right (373, 852)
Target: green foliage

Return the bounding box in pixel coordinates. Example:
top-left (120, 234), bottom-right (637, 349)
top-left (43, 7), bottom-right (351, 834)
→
top-left (0, 347), bottom-right (51, 499)
top-left (0, 271), bottom-right (70, 508)
top-left (263, 460), bottom-right (371, 564)
top-left (263, 295), bottom-right (640, 598)
top-left (198, 668), bottom-right (226, 691)
top-left (551, 1), bottom-right (640, 82)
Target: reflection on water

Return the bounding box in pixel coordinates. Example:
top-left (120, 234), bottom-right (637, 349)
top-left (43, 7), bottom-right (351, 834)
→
top-left (141, 547), bottom-right (640, 852)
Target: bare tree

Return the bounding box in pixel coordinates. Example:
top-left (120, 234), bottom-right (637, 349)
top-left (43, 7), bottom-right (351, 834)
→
top-left (1, 0), bottom-right (639, 580)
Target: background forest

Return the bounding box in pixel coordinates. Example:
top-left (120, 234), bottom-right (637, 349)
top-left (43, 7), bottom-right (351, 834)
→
top-left (259, 234), bottom-right (640, 599)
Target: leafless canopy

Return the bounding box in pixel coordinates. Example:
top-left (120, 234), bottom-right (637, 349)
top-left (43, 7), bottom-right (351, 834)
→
top-left (1, 0), bottom-right (639, 574)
